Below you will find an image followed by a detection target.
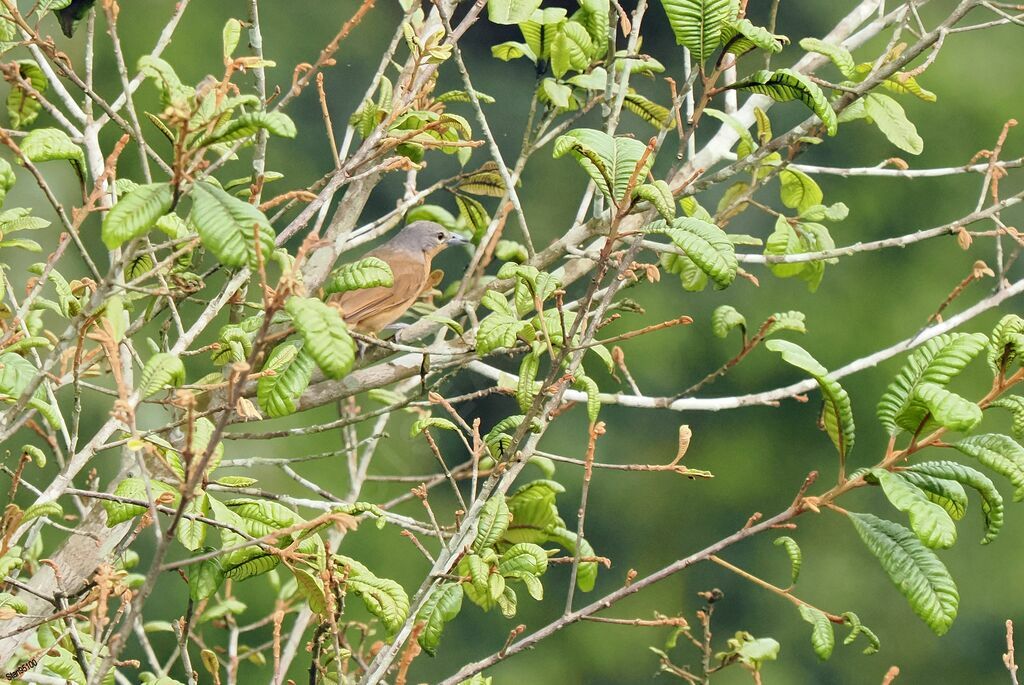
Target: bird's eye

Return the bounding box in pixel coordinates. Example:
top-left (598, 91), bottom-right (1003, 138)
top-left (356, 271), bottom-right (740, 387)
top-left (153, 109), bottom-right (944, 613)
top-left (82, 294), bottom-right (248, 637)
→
top-left (436, 232), bottom-right (445, 241)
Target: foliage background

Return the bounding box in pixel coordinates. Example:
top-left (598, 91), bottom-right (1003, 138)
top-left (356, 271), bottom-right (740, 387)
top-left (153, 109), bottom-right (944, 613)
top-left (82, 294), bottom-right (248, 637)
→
top-left (5, 1), bottom-right (1022, 682)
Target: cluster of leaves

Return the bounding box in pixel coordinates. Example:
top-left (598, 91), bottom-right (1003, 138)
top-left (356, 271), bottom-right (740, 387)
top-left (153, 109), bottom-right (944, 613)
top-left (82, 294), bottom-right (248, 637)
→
top-left (763, 315), bottom-right (1024, 659)
top-left (415, 482), bottom-right (598, 654)
top-left (490, 0), bottom-right (668, 125)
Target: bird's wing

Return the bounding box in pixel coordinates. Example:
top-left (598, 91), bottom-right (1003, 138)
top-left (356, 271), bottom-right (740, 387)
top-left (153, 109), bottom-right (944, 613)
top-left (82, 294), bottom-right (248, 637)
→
top-left (334, 252), bottom-right (425, 325)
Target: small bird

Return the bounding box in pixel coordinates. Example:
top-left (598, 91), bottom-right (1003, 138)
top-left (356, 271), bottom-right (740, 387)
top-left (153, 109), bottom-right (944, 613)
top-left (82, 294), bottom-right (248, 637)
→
top-left (330, 220), bottom-right (468, 333)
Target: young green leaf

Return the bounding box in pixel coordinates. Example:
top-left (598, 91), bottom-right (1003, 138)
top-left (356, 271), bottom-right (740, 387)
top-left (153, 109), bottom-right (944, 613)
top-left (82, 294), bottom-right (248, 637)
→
top-left (487, 0), bottom-right (542, 24)
top-left (764, 310), bottom-right (807, 337)
top-left (189, 181), bottom-right (276, 268)
top-left (863, 93), bottom-right (923, 154)
top-left (905, 460), bottom-right (1004, 544)
top-left (101, 183), bottom-right (175, 250)
top-left (951, 434), bottom-right (1024, 501)
top-left (139, 352), bottom-right (185, 398)
top-left (871, 469), bottom-right (956, 549)
top-left (553, 128), bottom-right (653, 203)
top-left (989, 395), bottom-right (1024, 439)
top-left (711, 305), bottom-right (746, 339)
top-left (20, 128), bottom-right (86, 177)
top-left (659, 0), bottom-right (734, 62)
top-left (766, 340), bottom-right (855, 459)
top-left (201, 111), bottom-right (297, 146)
top-left (876, 332), bottom-right (988, 435)
top-left (176, 493), bottom-right (209, 552)
top-left (623, 92), bottom-right (672, 129)
top-left (102, 478), bottom-right (179, 526)
top-left (897, 470), bottom-right (968, 521)
top-left (633, 180), bottom-right (676, 221)
top-left (909, 382), bottom-right (982, 433)
top-left (410, 416), bottom-right (458, 437)
top-left (416, 582), bottom-right (464, 656)
top-left (324, 257), bottom-right (394, 294)
top-left (848, 512), bottom-right (958, 635)
top-left (774, 536), bottom-right (802, 584)
top-left (728, 69), bottom-right (837, 135)
top-left (779, 167), bottom-right (823, 212)
top-left (473, 494), bottom-right (511, 552)
top-left (645, 217), bottom-right (737, 289)
top-left (257, 342), bottom-right (315, 418)
top-left (798, 37), bottom-right (856, 78)
top-left (988, 314), bottom-right (1024, 373)
top-left (337, 555), bottom-right (410, 634)
top-left (7, 60), bottom-right (48, 129)
top-left (285, 296), bottom-right (356, 380)
top-left (798, 605), bottom-right (835, 660)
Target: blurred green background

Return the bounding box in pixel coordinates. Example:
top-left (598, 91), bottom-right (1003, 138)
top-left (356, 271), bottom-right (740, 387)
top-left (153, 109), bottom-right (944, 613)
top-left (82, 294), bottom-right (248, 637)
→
top-left (7, 0), bottom-right (1024, 682)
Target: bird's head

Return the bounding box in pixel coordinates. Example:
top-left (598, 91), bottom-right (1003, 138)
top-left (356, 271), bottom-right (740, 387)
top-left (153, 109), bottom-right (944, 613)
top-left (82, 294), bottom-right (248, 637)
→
top-left (394, 220), bottom-right (470, 257)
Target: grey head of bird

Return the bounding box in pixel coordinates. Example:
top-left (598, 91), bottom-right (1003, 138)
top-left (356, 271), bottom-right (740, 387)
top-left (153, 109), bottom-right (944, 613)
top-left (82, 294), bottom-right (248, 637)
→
top-left (384, 220), bottom-right (470, 258)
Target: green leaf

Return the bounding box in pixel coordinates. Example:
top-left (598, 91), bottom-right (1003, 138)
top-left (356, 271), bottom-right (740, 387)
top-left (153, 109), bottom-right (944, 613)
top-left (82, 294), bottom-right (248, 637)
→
top-left (990, 395), bottom-right (1024, 439)
top-left (623, 92), bottom-right (672, 129)
top-left (721, 18), bottom-right (786, 56)
top-left (506, 479), bottom-right (564, 543)
top-left (876, 333), bottom-right (989, 435)
top-left (896, 470), bottom-right (968, 521)
top-left (410, 416), bottom-right (458, 436)
top-left (906, 461), bottom-right (1003, 544)
top-left (704, 107), bottom-right (757, 157)
top-left (573, 373), bottom-right (602, 423)
top-left (491, 40), bottom-right (537, 62)
top-left (0, 158), bottom-right (15, 206)
top-left (499, 542), bottom-right (549, 576)
top-left (988, 314), bottom-right (1024, 373)
top-left (547, 526), bottom-right (598, 591)
top-left (645, 217), bottom-right (737, 289)
top-left (257, 342), bottom-right (314, 418)
top-left (909, 382), bottom-right (982, 433)
top-left (764, 310), bottom-right (807, 337)
top-left (7, 60), bottom-right (47, 129)
top-left (661, 252), bottom-right (709, 291)
top-left (798, 605), bottom-right (835, 660)
top-left (138, 55), bottom-right (194, 109)
top-left (766, 340), bottom-right (855, 458)
top-left (632, 180), bottom-right (675, 222)
top-left (336, 555), bottom-right (410, 633)
top-left (487, 0), bottom-right (542, 24)
top-left (476, 310), bottom-right (533, 355)
top-left (457, 167), bottom-right (509, 197)
top-left (189, 181), bottom-right (276, 268)
top-left (102, 478), bottom-right (179, 526)
top-left (871, 469), bottom-right (956, 549)
top-left (455, 193), bottom-right (491, 241)
top-left (139, 352), bottom-right (185, 398)
top-left (222, 18), bottom-right (242, 60)
top-left (779, 168), bottom-right (823, 212)
top-left (659, 0), bottom-right (733, 62)
top-left (848, 512), bottom-right (958, 635)
top-left (799, 37), bottom-right (856, 78)
top-left (516, 351), bottom-right (541, 412)
top-left (550, 21), bottom-right (594, 77)
top-left (201, 111), bottom-right (297, 146)
top-left (729, 69), bottom-right (837, 136)
top-left (285, 297), bottom-right (356, 380)
top-left (540, 78), bottom-right (574, 110)
top-left (22, 501), bottom-right (62, 522)
top-left (863, 93), bottom-right (923, 154)
top-left (952, 434), bottom-right (1024, 501)
top-left (176, 493), bottom-right (209, 552)
top-left (20, 127), bottom-right (85, 177)
top-left (841, 611), bottom-right (881, 655)
top-left (325, 257), bottom-right (394, 294)
top-left (711, 305), bottom-right (746, 338)
top-left (553, 128), bottom-right (653, 203)
top-left (773, 536), bottom-right (801, 584)
top-left (473, 494), bottom-right (511, 552)
top-left (417, 582), bottom-right (463, 656)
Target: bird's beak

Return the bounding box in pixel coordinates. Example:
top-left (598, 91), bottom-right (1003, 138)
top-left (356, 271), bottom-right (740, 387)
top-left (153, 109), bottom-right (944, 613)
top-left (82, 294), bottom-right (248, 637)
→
top-left (447, 234), bottom-right (471, 246)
